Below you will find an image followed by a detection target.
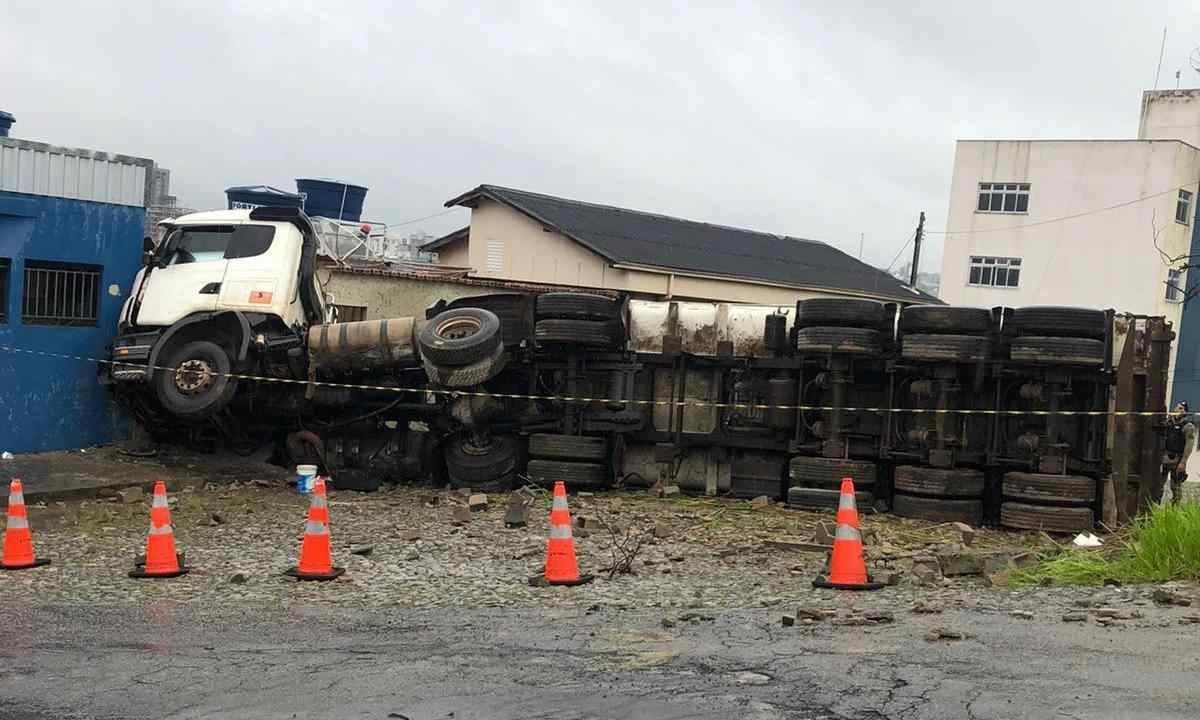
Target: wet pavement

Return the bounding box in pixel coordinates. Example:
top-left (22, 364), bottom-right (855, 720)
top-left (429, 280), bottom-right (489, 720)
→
top-left (2, 601), bottom-right (1197, 720)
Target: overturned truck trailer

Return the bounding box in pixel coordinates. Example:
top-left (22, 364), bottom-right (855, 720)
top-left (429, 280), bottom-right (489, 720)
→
top-left (104, 209), bottom-right (1170, 531)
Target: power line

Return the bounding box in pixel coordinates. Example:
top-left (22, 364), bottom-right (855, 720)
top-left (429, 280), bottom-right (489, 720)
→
top-left (926, 182), bottom-right (1196, 235)
top-left (885, 230), bottom-right (917, 272)
top-left (377, 207), bottom-right (462, 229)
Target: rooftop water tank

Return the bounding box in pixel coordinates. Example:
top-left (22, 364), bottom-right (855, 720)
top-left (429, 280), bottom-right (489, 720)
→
top-left (0, 111), bottom-right (14, 138)
top-left (295, 178), bottom-right (369, 222)
top-left (225, 185), bottom-right (304, 211)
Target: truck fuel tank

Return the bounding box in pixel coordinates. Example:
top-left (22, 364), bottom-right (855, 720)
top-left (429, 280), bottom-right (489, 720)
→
top-left (307, 317), bottom-right (415, 373)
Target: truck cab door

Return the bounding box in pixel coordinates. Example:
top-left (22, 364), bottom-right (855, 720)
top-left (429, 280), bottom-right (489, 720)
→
top-left (133, 225), bottom-right (230, 327)
top-left (217, 223), bottom-right (301, 323)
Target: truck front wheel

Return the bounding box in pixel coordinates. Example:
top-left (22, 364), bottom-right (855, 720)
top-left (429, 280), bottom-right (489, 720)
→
top-left (154, 340), bottom-right (239, 419)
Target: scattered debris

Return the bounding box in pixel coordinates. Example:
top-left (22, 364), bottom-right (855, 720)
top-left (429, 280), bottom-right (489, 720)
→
top-left (1071, 532), bottom-right (1103, 548)
top-left (1010, 610), bottom-right (1034, 620)
top-left (1179, 615), bottom-right (1200, 625)
top-left (876, 570), bottom-right (903, 586)
top-left (781, 614), bottom-right (796, 627)
top-left (951, 522), bottom-right (976, 547)
top-left (924, 627), bottom-right (968, 642)
top-left (1, 451), bottom-right (13, 460)
top-left (399, 528), bottom-right (421, 542)
top-left (910, 601), bottom-right (943, 614)
top-left (403, 549), bottom-right (420, 562)
top-left (1093, 607), bottom-right (1129, 620)
top-left (911, 562), bottom-right (940, 585)
top-left (349, 544), bottom-right (374, 556)
top-left (116, 487), bottom-right (144, 504)
top-left (511, 546), bottom-right (541, 560)
top-left (661, 618), bottom-right (677, 629)
top-left (1061, 612), bottom-right (1088, 622)
top-left (450, 506), bottom-right (472, 526)
top-left (749, 495), bottom-right (771, 508)
top-left (653, 522), bottom-right (672, 539)
top-left (573, 515), bottom-right (588, 529)
top-left (831, 614), bottom-right (869, 627)
top-left (657, 485), bottom-right (681, 498)
top-left (468, 493), bottom-right (489, 512)
top-left (733, 671), bottom-right (772, 686)
top-left (864, 610), bottom-right (895, 624)
top-left (209, 513), bottom-right (225, 526)
top-left (504, 502), bottom-right (529, 528)
top-left (228, 572), bottom-right (248, 584)
top-left (1151, 588), bottom-right (1192, 607)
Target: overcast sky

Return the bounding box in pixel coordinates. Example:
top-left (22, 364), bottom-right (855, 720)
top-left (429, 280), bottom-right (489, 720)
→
top-left (4, 1), bottom-right (1200, 272)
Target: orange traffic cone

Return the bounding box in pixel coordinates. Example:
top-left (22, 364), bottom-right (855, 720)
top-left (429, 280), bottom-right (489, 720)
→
top-left (834, 477), bottom-right (861, 529)
top-left (540, 481), bottom-right (592, 586)
top-left (1, 479), bottom-right (51, 570)
top-left (130, 481), bottom-right (189, 578)
top-left (285, 477), bottom-right (344, 581)
top-left (813, 494), bottom-right (883, 591)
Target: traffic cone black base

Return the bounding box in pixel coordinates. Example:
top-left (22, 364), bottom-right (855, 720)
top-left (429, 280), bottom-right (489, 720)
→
top-left (527, 573), bottom-right (594, 587)
top-left (130, 564), bottom-right (189, 579)
top-left (0, 557), bottom-right (51, 571)
top-left (812, 575), bottom-right (885, 591)
top-left (284, 566), bottom-right (345, 581)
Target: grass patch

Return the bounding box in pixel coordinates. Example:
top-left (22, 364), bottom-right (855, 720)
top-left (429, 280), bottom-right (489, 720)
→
top-left (1011, 502), bottom-right (1200, 586)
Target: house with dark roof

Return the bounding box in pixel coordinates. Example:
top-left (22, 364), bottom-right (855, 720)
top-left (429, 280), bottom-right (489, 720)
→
top-left (425, 185), bottom-right (935, 306)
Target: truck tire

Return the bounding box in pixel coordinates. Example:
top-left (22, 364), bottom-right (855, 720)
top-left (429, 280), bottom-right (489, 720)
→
top-left (423, 343), bottom-right (506, 388)
top-left (1002, 472), bottom-right (1096, 505)
top-left (1009, 336), bottom-right (1105, 366)
top-left (900, 334), bottom-right (989, 362)
top-left (893, 465), bottom-right (985, 498)
top-left (418, 307), bottom-right (502, 366)
top-left (154, 340), bottom-right (238, 419)
top-left (535, 319), bottom-right (623, 347)
top-left (892, 494), bottom-right (983, 525)
top-left (528, 433), bottom-right (608, 461)
top-left (1007, 306), bottom-right (1106, 339)
top-left (1000, 502), bottom-right (1094, 533)
top-left (445, 434), bottom-right (519, 492)
top-left (795, 298), bottom-right (885, 329)
top-left (536, 292), bottom-right (619, 320)
top-left (786, 487), bottom-right (873, 511)
top-left (900, 306), bottom-right (992, 334)
top-left (788, 456), bottom-right (877, 489)
top-left (795, 326), bottom-right (879, 355)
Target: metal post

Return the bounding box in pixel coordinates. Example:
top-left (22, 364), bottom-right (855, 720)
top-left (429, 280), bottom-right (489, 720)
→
top-left (909, 212), bottom-right (925, 288)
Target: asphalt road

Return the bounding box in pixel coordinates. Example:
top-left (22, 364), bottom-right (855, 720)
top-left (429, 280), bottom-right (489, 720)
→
top-left (1, 601), bottom-right (1196, 720)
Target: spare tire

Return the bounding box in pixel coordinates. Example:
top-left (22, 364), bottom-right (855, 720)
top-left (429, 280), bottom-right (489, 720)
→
top-left (1007, 306), bottom-right (1106, 339)
top-left (1000, 502), bottom-right (1094, 533)
top-left (892, 494), bottom-right (983, 525)
top-left (418, 307), bottom-right (502, 366)
top-left (536, 292), bottom-right (619, 320)
top-left (786, 487), bottom-right (874, 511)
top-left (1002, 472), bottom-right (1096, 505)
top-left (795, 298), bottom-right (885, 329)
top-left (445, 434), bottom-right (519, 492)
top-left (900, 306), bottom-right (992, 334)
top-left (528, 433), bottom-right (608, 461)
top-left (535, 318), bottom-right (623, 347)
top-left (788, 456), bottom-right (877, 488)
top-left (795, 326), bottom-right (879, 355)
top-left (423, 343), bottom-right (506, 388)
top-left (901, 334), bottom-right (989, 362)
top-left (1009, 336), bottom-right (1105, 366)
top-left (526, 459), bottom-right (609, 489)
top-left (893, 465), bottom-right (985, 498)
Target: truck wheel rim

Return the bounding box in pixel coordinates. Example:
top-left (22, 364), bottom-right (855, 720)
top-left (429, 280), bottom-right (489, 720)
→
top-left (175, 359), bottom-right (215, 395)
top-left (436, 316), bottom-right (481, 342)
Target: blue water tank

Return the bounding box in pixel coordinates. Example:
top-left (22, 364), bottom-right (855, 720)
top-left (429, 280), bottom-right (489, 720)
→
top-left (225, 185), bottom-right (304, 210)
top-left (0, 111), bottom-right (14, 138)
top-left (295, 178), bottom-right (369, 222)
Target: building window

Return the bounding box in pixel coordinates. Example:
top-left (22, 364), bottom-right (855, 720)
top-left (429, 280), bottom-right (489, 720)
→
top-left (1177, 189), bottom-right (1194, 226)
top-left (1167, 268), bottom-right (1186, 302)
top-left (485, 239), bottom-right (504, 275)
top-left (0, 258), bottom-right (10, 323)
top-left (968, 256), bottom-right (1021, 288)
top-left (22, 260), bottom-right (102, 326)
top-left (333, 304), bottom-right (367, 323)
top-left (977, 183), bottom-right (1030, 213)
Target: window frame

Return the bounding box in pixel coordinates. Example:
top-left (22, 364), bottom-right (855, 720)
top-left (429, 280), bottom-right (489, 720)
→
top-left (1166, 268), bottom-right (1186, 303)
top-left (967, 255), bottom-right (1022, 289)
top-left (21, 259), bottom-right (103, 327)
top-left (976, 183), bottom-right (1030, 215)
top-left (0, 258), bottom-right (10, 324)
top-left (1177, 189), bottom-right (1194, 226)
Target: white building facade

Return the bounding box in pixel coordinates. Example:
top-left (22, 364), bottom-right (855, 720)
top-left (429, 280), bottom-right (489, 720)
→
top-left (939, 89), bottom-right (1200, 404)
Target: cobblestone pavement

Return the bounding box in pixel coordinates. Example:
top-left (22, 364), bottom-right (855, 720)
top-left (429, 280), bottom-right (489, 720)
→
top-left (6, 481), bottom-right (1199, 625)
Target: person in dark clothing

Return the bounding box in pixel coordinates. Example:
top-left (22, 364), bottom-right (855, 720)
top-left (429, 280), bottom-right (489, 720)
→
top-left (1162, 401), bottom-right (1195, 505)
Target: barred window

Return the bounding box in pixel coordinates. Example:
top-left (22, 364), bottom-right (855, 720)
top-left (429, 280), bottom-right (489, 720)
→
top-left (1178, 190), bottom-right (1194, 226)
top-left (977, 183), bottom-right (1030, 213)
top-left (22, 260), bottom-right (102, 326)
top-left (1166, 268), bottom-right (1185, 302)
top-left (0, 258), bottom-right (9, 324)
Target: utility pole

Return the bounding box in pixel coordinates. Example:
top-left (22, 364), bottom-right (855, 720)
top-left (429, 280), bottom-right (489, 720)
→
top-left (909, 211), bottom-right (925, 288)
top-left (858, 232), bottom-right (864, 260)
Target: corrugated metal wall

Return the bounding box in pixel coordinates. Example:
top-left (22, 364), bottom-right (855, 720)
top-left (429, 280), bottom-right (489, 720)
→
top-left (0, 139), bottom-right (150, 208)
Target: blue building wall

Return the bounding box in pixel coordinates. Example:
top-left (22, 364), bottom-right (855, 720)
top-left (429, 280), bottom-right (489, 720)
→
top-left (1171, 199), bottom-right (1200, 409)
top-left (0, 191), bottom-right (143, 452)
